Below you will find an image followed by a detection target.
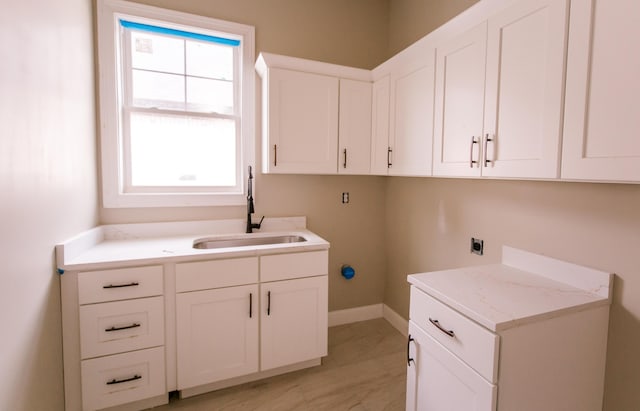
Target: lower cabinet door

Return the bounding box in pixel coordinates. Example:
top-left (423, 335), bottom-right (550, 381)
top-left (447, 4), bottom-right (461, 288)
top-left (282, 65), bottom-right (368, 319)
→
top-left (176, 284), bottom-right (259, 389)
top-left (406, 321), bottom-right (496, 411)
top-left (261, 276), bottom-right (328, 371)
top-left (81, 346), bottom-right (166, 411)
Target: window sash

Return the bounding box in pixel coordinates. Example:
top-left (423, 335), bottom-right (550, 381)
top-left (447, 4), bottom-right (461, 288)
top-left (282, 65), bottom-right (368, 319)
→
top-left (121, 107), bottom-right (242, 194)
top-left (118, 17), bottom-right (243, 195)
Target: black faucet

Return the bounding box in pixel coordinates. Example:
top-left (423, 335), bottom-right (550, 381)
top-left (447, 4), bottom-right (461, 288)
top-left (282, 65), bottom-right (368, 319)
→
top-left (246, 166), bottom-right (264, 233)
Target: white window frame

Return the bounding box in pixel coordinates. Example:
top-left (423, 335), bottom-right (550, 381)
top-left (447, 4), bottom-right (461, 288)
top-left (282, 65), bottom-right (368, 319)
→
top-left (97, 0), bottom-right (255, 207)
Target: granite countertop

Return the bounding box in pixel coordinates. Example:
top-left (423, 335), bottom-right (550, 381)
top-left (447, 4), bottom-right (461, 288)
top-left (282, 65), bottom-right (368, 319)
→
top-left (408, 246), bottom-right (613, 332)
top-left (56, 217), bottom-right (330, 271)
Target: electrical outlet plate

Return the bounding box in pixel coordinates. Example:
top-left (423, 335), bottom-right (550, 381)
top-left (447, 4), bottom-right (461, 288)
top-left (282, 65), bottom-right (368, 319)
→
top-left (471, 238), bottom-right (484, 255)
top-left (342, 192), bottom-right (349, 204)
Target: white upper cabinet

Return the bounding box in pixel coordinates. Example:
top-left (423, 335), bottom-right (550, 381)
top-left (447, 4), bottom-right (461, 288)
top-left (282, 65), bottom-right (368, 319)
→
top-left (483, 0), bottom-right (568, 178)
top-left (433, 22), bottom-right (488, 177)
top-left (433, 0), bottom-right (568, 179)
top-left (562, 0), bottom-right (640, 182)
top-left (338, 79), bottom-right (372, 175)
top-left (256, 53), bottom-right (371, 175)
top-left (261, 67), bottom-right (339, 174)
top-left (388, 52), bottom-right (436, 176)
top-left (370, 47), bottom-right (436, 177)
top-left (370, 75), bottom-right (391, 175)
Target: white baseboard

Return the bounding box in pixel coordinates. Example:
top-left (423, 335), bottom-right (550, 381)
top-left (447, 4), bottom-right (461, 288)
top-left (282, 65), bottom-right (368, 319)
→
top-left (383, 304), bottom-right (408, 337)
top-left (328, 303), bottom-right (408, 337)
top-left (328, 304), bottom-right (383, 327)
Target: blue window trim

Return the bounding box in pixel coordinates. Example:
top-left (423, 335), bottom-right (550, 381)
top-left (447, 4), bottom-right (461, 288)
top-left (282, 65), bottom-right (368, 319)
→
top-left (120, 19), bottom-right (240, 46)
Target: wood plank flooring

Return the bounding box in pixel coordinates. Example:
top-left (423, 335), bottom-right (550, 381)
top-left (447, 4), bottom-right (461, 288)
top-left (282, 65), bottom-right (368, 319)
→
top-left (156, 318), bottom-right (407, 410)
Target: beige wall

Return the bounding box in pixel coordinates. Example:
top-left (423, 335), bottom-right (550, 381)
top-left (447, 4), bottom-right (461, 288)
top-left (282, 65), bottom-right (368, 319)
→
top-left (126, 0), bottom-right (390, 69)
top-left (386, 2), bottom-right (640, 410)
top-left (0, 0), bottom-right (98, 409)
top-left (101, 0), bottom-right (391, 311)
top-left (388, 0), bottom-right (479, 55)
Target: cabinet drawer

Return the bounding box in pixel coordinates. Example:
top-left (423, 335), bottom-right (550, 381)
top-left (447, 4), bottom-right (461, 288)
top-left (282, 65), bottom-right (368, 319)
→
top-left (410, 286), bottom-right (499, 382)
top-left (78, 266), bottom-right (163, 304)
top-left (81, 346), bottom-right (166, 411)
top-left (176, 257), bottom-right (258, 292)
top-left (79, 296), bottom-right (164, 359)
top-left (260, 250), bottom-right (328, 282)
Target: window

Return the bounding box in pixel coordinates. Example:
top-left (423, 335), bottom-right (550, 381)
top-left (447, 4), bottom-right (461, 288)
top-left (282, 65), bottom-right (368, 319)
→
top-left (97, 0), bottom-right (255, 207)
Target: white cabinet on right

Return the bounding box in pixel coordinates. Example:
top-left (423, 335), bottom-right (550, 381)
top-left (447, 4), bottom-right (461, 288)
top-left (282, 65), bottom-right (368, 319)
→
top-left (260, 276), bottom-right (328, 371)
top-left (371, 52), bottom-right (435, 177)
top-left (406, 246), bottom-right (613, 411)
top-left (561, 0), bottom-right (640, 182)
top-left (433, 0), bottom-right (568, 179)
top-left (260, 251), bottom-right (328, 371)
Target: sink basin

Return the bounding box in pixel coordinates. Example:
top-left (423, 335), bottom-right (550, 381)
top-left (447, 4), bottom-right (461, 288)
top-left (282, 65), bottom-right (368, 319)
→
top-left (193, 234), bottom-right (307, 249)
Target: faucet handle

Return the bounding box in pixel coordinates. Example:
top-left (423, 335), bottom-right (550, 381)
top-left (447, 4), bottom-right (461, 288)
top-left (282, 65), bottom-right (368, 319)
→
top-left (256, 215), bottom-right (265, 228)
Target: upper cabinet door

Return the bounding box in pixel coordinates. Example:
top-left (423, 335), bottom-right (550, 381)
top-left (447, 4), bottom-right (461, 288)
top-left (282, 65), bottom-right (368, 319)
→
top-left (370, 76), bottom-right (391, 175)
top-left (388, 51), bottom-right (436, 176)
top-left (338, 79), bottom-right (372, 175)
top-left (562, 0), bottom-right (640, 182)
top-left (433, 22), bottom-right (487, 177)
top-left (482, 0), bottom-right (568, 179)
top-left (263, 68), bottom-right (339, 174)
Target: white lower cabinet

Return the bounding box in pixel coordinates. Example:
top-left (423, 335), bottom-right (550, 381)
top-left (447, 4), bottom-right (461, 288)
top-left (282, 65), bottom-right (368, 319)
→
top-left (406, 248), bottom-right (612, 411)
top-left (61, 265), bottom-right (167, 411)
top-left (407, 322), bottom-right (496, 411)
top-left (176, 284), bottom-right (259, 389)
top-left (175, 251), bottom-right (328, 394)
top-left (261, 276), bottom-right (328, 371)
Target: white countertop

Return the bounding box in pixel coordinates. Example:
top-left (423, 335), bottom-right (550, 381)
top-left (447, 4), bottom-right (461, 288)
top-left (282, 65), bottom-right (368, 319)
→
top-left (408, 247), bottom-right (613, 332)
top-left (56, 217), bottom-right (330, 271)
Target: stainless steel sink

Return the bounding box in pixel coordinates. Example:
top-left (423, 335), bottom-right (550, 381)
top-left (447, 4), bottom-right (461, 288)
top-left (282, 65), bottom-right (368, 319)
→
top-left (193, 234), bottom-right (307, 249)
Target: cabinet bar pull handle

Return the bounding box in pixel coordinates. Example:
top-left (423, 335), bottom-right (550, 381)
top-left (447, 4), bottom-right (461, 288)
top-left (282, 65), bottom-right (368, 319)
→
top-left (249, 293), bottom-right (253, 318)
top-left (429, 318), bottom-right (455, 337)
top-left (105, 323), bottom-right (141, 332)
top-left (103, 282), bottom-right (139, 289)
top-left (387, 147), bottom-right (393, 168)
top-left (483, 134), bottom-right (493, 167)
top-left (407, 334), bottom-right (415, 366)
top-left (274, 144), bottom-right (277, 166)
top-left (469, 136), bottom-right (478, 168)
top-left (343, 148), bottom-right (347, 168)
top-left (106, 374), bottom-right (142, 385)
top-left (267, 291), bottom-right (271, 316)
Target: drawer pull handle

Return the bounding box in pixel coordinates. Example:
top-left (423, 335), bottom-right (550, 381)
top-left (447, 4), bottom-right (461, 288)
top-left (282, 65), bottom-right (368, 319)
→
top-left (267, 291), bottom-right (271, 316)
top-left (469, 135), bottom-right (478, 168)
top-left (249, 293), bottom-right (253, 318)
top-left (106, 374), bottom-right (142, 385)
top-left (103, 282), bottom-right (139, 289)
top-left (483, 133), bottom-right (493, 167)
top-left (407, 334), bottom-right (415, 366)
top-left (429, 318), bottom-right (455, 338)
top-left (105, 323), bottom-right (141, 332)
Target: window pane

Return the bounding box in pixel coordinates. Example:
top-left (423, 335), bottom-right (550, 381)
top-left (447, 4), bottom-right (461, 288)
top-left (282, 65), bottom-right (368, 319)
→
top-left (186, 40), bottom-right (233, 80)
top-left (131, 31), bottom-right (184, 75)
top-left (186, 77), bottom-right (233, 114)
top-left (129, 112), bottom-right (237, 187)
top-left (132, 69), bottom-right (184, 109)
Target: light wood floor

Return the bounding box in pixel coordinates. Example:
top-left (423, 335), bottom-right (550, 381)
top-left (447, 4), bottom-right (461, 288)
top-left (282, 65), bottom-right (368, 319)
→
top-left (156, 318), bottom-right (407, 410)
